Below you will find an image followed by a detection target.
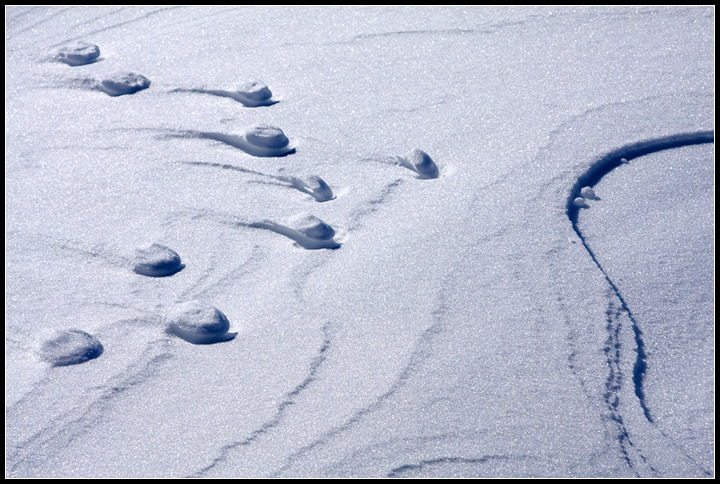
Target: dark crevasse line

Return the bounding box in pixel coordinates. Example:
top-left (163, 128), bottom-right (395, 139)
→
top-left (567, 130), bottom-right (714, 426)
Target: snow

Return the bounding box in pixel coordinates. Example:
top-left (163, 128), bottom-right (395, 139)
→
top-left (166, 300), bottom-right (237, 345)
top-left (5, 6), bottom-right (714, 478)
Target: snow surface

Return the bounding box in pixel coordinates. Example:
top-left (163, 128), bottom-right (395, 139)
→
top-left (5, 6), bottom-right (715, 478)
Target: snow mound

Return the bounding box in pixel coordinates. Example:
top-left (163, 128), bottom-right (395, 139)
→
top-left (250, 213), bottom-right (342, 250)
top-left (573, 196), bottom-right (588, 208)
top-left (291, 213), bottom-right (336, 240)
top-left (99, 72), bottom-right (151, 97)
top-left (230, 80), bottom-right (279, 107)
top-left (287, 175), bottom-right (335, 202)
top-left (132, 243), bottom-right (184, 277)
top-left (397, 149), bottom-right (440, 179)
top-left (56, 41), bottom-right (100, 66)
top-left (245, 124), bottom-right (290, 148)
top-left (234, 124), bottom-right (296, 157)
top-left (166, 301), bottom-right (237, 345)
top-left (580, 186), bottom-right (600, 200)
top-left (38, 329), bottom-right (104, 367)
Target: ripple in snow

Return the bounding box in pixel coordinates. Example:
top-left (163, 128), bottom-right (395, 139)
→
top-left (99, 72), bottom-right (151, 96)
top-left (56, 41), bottom-right (101, 66)
top-left (39, 329), bottom-right (104, 367)
top-left (166, 301), bottom-right (237, 345)
top-left (250, 213), bottom-right (342, 250)
top-left (397, 149), bottom-right (440, 178)
top-left (132, 243), bottom-right (184, 277)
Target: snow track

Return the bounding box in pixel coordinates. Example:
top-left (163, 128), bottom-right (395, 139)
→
top-left (568, 130), bottom-right (714, 476)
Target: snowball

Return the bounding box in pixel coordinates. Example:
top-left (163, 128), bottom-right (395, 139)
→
top-left (245, 124), bottom-right (290, 149)
top-left (289, 214), bottom-right (336, 240)
top-left (290, 175), bottom-right (335, 202)
top-left (580, 186), bottom-right (599, 200)
top-left (133, 243), bottom-right (183, 277)
top-left (236, 80), bottom-right (273, 103)
top-left (56, 41), bottom-right (100, 66)
top-left (166, 301), bottom-right (237, 345)
top-left (573, 196), bottom-right (587, 207)
top-left (39, 329), bottom-right (104, 367)
top-left (235, 124), bottom-right (295, 157)
top-left (99, 72), bottom-right (151, 96)
top-left (407, 149), bottom-right (439, 179)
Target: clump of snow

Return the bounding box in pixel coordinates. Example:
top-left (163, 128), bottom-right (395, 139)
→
top-left (99, 72), bottom-right (151, 96)
top-left (166, 301), bottom-right (237, 345)
top-left (38, 329), bottom-right (104, 366)
top-left (245, 124), bottom-right (289, 149)
top-left (236, 124), bottom-right (295, 157)
top-left (396, 149), bottom-right (440, 179)
top-left (291, 214), bottom-right (336, 240)
top-left (232, 80), bottom-right (278, 107)
top-left (286, 175), bottom-right (335, 202)
top-left (573, 196), bottom-right (588, 208)
top-left (56, 41), bottom-right (100, 66)
top-left (250, 214), bottom-right (342, 250)
top-left (580, 186), bottom-right (600, 200)
top-left (132, 243), bottom-right (183, 277)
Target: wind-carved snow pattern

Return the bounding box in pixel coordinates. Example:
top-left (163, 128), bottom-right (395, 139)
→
top-left (188, 321), bottom-right (334, 478)
top-left (171, 80), bottom-right (280, 107)
top-left (567, 130), bottom-right (714, 474)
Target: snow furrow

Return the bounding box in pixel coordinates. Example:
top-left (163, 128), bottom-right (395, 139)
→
top-left (187, 321), bottom-right (334, 478)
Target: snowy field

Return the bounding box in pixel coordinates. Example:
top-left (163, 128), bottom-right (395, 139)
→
top-left (5, 6), bottom-right (714, 478)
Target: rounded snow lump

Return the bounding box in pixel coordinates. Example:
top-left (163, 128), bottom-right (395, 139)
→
top-left (580, 186), bottom-right (599, 200)
top-left (245, 124), bottom-right (290, 149)
top-left (39, 329), bottom-right (103, 367)
top-left (235, 80), bottom-right (274, 105)
top-left (100, 72), bottom-right (151, 96)
top-left (167, 301), bottom-right (237, 345)
top-left (298, 175), bottom-right (334, 202)
top-left (57, 41), bottom-right (100, 66)
top-left (290, 214), bottom-right (336, 240)
top-left (408, 149), bottom-right (439, 179)
top-left (573, 196), bottom-right (587, 207)
top-left (133, 243), bottom-right (183, 277)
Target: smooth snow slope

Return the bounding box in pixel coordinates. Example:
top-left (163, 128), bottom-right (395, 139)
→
top-left (5, 6), bottom-right (714, 478)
